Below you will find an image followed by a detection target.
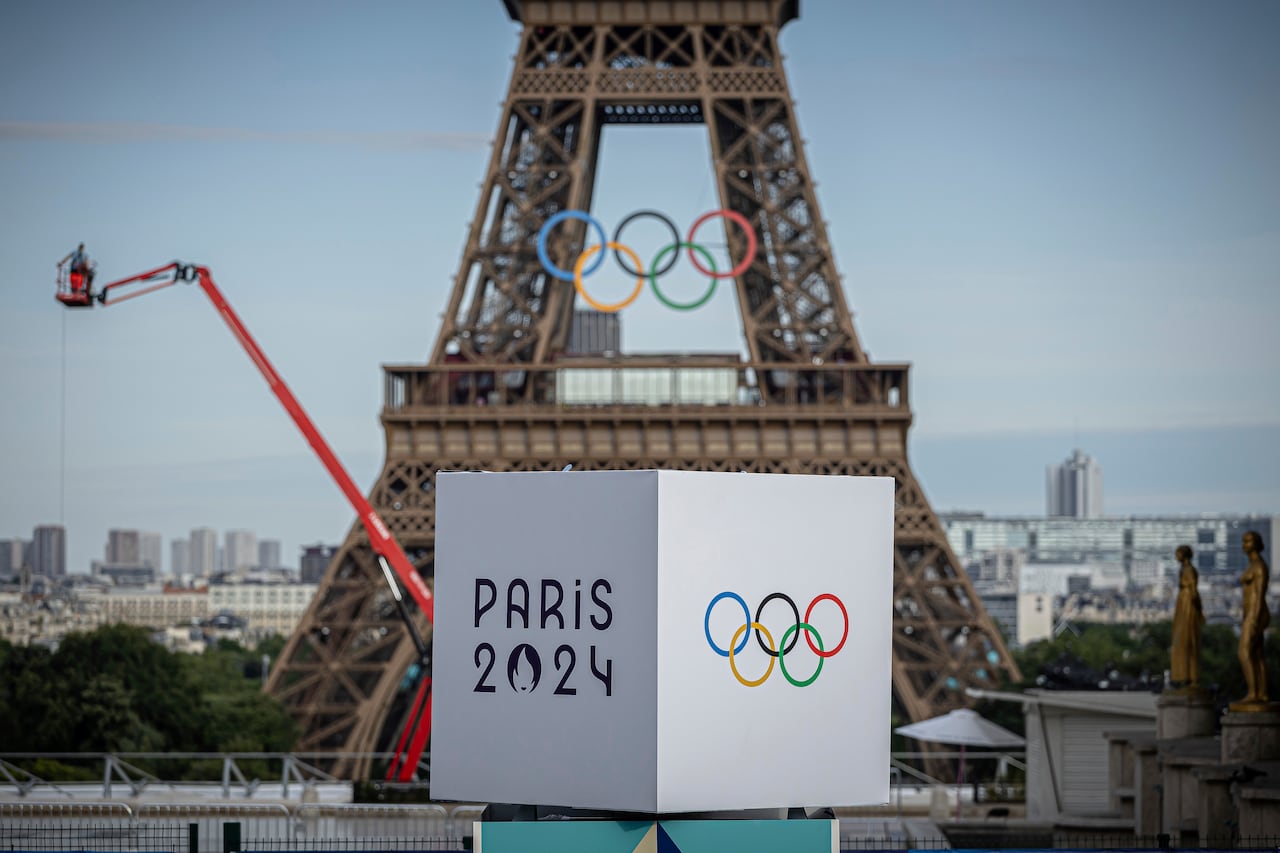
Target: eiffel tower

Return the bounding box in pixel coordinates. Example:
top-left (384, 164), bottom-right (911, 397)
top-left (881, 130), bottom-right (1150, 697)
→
top-left (266, 0), bottom-right (1019, 778)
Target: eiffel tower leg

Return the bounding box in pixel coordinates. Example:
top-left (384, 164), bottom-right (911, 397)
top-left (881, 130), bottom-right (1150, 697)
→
top-left (265, 532), bottom-right (430, 777)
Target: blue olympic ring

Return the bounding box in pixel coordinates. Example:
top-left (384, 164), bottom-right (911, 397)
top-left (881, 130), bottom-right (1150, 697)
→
top-left (537, 210), bottom-right (608, 282)
top-left (704, 591), bottom-right (752, 657)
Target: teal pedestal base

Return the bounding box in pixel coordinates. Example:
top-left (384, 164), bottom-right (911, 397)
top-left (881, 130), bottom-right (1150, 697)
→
top-left (473, 818), bottom-right (838, 853)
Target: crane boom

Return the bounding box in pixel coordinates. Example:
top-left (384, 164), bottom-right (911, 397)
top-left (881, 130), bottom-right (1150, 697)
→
top-left (192, 266), bottom-right (434, 621)
top-left (64, 260), bottom-right (434, 781)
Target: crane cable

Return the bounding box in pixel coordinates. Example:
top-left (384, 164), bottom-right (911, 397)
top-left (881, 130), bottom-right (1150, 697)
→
top-left (59, 306), bottom-right (66, 524)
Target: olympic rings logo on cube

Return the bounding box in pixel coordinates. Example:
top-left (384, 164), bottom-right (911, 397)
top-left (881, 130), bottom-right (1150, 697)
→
top-left (535, 208), bottom-right (758, 314)
top-left (703, 591), bottom-right (849, 687)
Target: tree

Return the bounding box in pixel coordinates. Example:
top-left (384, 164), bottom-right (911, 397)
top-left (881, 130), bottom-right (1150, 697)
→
top-left (0, 627), bottom-right (298, 780)
top-left (1013, 620), bottom-right (1280, 711)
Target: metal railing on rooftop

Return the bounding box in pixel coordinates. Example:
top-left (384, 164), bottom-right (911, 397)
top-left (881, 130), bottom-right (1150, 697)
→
top-left (382, 358), bottom-right (910, 411)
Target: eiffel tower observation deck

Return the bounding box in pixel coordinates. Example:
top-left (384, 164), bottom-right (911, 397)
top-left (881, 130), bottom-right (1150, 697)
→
top-left (265, 0), bottom-right (1019, 779)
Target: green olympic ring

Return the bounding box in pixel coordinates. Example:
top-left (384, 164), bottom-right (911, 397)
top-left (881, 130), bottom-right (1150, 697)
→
top-left (778, 622), bottom-right (824, 687)
top-left (649, 242), bottom-right (718, 311)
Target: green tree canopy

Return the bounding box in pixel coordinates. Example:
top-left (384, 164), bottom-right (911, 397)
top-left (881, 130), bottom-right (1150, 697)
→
top-left (0, 627), bottom-right (297, 774)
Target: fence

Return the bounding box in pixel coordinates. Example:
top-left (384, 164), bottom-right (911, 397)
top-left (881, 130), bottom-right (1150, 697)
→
top-left (0, 803), bottom-right (469, 853)
top-left (839, 837), bottom-right (1280, 851)
top-left (0, 822), bottom-right (190, 853)
top-left (2, 805), bottom-right (1278, 853)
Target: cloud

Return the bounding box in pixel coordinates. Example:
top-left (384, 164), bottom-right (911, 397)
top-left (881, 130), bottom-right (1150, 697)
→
top-left (0, 121), bottom-right (489, 151)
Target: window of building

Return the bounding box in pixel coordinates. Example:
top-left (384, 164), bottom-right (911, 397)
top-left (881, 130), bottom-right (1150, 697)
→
top-left (1197, 528), bottom-right (1215, 545)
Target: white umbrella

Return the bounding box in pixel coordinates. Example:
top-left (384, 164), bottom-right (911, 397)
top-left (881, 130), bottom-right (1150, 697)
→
top-left (895, 709), bottom-right (1024, 818)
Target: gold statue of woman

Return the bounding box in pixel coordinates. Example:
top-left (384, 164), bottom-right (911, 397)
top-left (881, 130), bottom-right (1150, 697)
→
top-left (1229, 531), bottom-right (1272, 712)
top-left (1169, 544), bottom-right (1204, 690)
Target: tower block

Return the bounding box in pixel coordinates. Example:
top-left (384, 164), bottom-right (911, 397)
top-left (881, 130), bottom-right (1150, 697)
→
top-left (267, 0), bottom-right (1019, 777)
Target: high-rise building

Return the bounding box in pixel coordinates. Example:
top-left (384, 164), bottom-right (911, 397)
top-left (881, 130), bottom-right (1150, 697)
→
top-left (258, 539), bottom-right (282, 570)
top-left (225, 530), bottom-right (257, 574)
top-left (31, 525), bottom-right (66, 577)
top-left (140, 532), bottom-right (162, 572)
top-left (106, 529), bottom-right (141, 564)
top-left (1046, 448), bottom-right (1104, 518)
top-left (299, 544), bottom-right (336, 584)
top-left (190, 528), bottom-right (217, 576)
top-left (0, 539), bottom-right (29, 574)
top-left (171, 539), bottom-right (190, 575)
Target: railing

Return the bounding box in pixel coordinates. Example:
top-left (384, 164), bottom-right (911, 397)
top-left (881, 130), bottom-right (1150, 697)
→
top-left (2, 810), bottom-right (1278, 853)
top-left (1, 753), bottom-right (371, 800)
top-left (383, 358), bottom-right (910, 411)
top-left (1, 751), bottom-right (1018, 802)
top-left (0, 802), bottom-right (474, 853)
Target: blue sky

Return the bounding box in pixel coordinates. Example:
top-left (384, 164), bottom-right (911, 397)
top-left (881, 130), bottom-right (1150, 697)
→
top-left (2, 1), bottom-right (1278, 574)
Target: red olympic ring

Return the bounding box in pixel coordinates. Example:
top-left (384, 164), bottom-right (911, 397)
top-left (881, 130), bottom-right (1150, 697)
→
top-left (685, 209), bottom-right (757, 280)
top-left (804, 593), bottom-right (849, 658)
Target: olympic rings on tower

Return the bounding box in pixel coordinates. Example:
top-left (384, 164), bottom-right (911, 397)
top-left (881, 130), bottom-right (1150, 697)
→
top-left (535, 208), bottom-right (759, 314)
top-left (704, 591), bottom-right (849, 688)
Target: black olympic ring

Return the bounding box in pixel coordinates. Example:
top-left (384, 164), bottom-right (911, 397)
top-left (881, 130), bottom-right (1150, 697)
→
top-left (611, 209), bottom-right (680, 278)
top-left (754, 592), bottom-right (801, 658)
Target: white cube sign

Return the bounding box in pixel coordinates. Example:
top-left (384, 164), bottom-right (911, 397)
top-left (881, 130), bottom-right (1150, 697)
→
top-left (431, 470), bottom-right (893, 813)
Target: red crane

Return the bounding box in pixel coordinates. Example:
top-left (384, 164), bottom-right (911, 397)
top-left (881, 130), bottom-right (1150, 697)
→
top-left (58, 260), bottom-right (434, 782)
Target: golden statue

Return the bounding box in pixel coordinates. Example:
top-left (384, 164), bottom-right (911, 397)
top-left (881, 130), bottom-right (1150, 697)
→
top-left (1229, 531), bottom-right (1273, 712)
top-left (1169, 544), bottom-right (1204, 690)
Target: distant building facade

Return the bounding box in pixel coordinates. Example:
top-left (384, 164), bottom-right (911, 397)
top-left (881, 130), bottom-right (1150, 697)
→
top-left (1046, 448), bottom-right (1104, 518)
top-left (942, 513), bottom-right (1276, 581)
top-left (87, 587), bottom-right (209, 629)
top-left (140, 532), bottom-right (162, 572)
top-left (0, 539), bottom-right (28, 575)
top-left (93, 562), bottom-right (157, 587)
top-left (106, 529), bottom-right (141, 565)
top-left (31, 525), bottom-right (66, 577)
top-left (1016, 591), bottom-right (1054, 645)
top-left (299, 544), bottom-right (336, 584)
top-left (190, 528), bottom-right (217, 576)
top-left (258, 539), bottom-right (282, 570)
top-left (225, 531), bottom-right (257, 574)
top-left (4, 579), bottom-right (317, 647)
top-left (171, 540), bottom-right (190, 575)
top-left (207, 582), bottom-right (317, 640)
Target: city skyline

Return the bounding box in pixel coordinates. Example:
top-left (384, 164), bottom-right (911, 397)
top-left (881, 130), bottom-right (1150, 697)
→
top-left (2, 1), bottom-right (1278, 574)
top-left (1, 523), bottom-right (302, 576)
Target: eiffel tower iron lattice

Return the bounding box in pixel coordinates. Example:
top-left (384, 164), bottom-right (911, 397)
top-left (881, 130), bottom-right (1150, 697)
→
top-left (265, 0), bottom-right (1019, 779)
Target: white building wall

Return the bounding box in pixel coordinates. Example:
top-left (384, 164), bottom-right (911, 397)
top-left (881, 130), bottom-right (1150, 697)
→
top-left (1016, 592), bottom-right (1053, 646)
top-left (208, 584), bottom-right (317, 638)
top-left (1023, 691), bottom-right (1156, 822)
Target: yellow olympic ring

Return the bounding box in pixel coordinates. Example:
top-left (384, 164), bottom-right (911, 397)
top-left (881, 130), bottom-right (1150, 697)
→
top-left (729, 621), bottom-right (776, 688)
top-left (573, 242), bottom-right (645, 313)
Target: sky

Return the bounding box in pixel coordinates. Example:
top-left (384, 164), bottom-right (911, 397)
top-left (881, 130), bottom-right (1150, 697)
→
top-left (1, 0), bottom-right (1278, 575)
